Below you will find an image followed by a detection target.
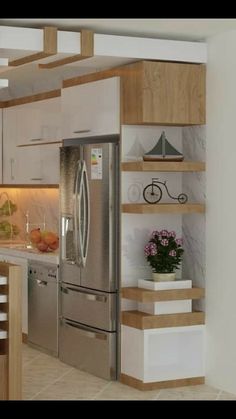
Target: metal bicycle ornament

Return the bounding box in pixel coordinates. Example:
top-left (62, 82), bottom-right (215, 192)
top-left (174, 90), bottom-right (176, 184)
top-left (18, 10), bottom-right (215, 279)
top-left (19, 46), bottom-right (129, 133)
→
top-left (143, 178), bottom-right (188, 204)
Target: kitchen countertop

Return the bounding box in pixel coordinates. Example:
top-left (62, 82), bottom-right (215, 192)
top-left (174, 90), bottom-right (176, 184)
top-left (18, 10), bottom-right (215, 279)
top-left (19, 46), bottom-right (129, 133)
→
top-left (0, 245), bottom-right (59, 265)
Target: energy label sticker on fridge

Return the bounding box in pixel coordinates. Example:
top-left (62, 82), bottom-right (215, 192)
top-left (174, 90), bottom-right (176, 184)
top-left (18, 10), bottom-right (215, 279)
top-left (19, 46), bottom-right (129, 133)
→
top-left (91, 148), bottom-right (103, 179)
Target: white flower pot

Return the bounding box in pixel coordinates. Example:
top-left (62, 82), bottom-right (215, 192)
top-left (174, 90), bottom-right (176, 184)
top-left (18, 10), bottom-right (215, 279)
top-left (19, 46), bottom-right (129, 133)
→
top-left (152, 272), bottom-right (176, 282)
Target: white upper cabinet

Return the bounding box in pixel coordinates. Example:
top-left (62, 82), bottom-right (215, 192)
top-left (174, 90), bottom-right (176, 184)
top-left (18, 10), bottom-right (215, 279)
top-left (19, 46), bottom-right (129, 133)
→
top-left (16, 97), bottom-right (61, 146)
top-left (3, 97), bottom-right (61, 185)
top-left (0, 109), bottom-right (2, 184)
top-left (61, 77), bottom-right (120, 139)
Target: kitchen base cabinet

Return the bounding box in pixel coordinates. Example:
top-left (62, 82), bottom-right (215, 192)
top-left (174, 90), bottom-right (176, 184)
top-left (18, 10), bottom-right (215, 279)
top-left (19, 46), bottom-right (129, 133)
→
top-left (121, 325), bottom-right (205, 390)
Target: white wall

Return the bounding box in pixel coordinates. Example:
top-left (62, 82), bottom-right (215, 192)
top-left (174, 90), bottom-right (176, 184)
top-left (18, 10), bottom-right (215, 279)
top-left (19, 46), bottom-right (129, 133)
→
top-left (206, 30), bottom-right (236, 393)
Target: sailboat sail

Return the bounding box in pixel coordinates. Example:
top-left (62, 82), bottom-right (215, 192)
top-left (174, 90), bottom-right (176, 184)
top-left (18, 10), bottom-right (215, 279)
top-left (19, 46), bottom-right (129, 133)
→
top-left (143, 131), bottom-right (183, 161)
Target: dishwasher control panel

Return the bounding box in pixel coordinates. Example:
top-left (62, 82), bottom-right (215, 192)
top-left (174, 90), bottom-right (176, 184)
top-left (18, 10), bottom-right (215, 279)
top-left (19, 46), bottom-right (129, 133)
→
top-left (28, 263), bottom-right (58, 281)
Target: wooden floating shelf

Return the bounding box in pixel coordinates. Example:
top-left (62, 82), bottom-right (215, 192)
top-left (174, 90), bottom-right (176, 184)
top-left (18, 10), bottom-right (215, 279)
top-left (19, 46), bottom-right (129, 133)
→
top-left (121, 161), bottom-right (206, 172)
top-left (121, 287), bottom-right (205, 303)
top-left (121, 310), bottom-right (205, 330)
top-left (122, 203), bottom-right (205, 214)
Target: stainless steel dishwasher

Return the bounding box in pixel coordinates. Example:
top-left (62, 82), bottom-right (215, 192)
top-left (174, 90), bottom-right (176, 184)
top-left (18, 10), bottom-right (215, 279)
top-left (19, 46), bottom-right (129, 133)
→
top-left (28, 261), bottom-right (59, 356)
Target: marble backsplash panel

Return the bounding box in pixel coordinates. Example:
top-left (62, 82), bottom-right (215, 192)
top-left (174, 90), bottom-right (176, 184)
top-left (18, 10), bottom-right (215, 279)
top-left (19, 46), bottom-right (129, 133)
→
top-left (182, 126), bottom-right (206, 311)
top-left (0, 188), bottom-right (59, 242)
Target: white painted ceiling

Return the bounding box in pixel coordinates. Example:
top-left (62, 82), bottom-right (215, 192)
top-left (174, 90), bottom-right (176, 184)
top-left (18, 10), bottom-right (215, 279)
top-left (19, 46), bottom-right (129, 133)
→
top-left (0, 18), bottom-right (236, 100)
top-left (1, 18), bottom-right (236, 42)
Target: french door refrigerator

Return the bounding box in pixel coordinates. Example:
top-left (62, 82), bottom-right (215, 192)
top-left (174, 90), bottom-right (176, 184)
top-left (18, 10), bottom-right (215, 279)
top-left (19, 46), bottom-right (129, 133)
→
top-left (59, 134), bottom-right (120, 380)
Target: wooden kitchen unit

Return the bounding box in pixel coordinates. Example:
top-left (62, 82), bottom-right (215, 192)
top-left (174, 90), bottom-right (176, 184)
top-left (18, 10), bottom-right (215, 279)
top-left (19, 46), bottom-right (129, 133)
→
top-left (0, 262), bottom-right (22, 400)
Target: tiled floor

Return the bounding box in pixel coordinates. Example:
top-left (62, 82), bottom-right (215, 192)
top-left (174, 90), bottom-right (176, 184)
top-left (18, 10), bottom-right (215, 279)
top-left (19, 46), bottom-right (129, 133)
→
top-left (22, 344), bottom-right (236, 400)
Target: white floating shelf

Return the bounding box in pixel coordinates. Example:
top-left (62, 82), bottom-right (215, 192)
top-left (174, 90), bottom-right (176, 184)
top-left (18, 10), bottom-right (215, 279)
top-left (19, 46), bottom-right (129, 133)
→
top-left (0, 311), bottom-right (7, 321)
top-left (0, 276), bottom-right (7, 285)
top-left (0, 329), bottom-right (7, 339)
top-left (0, 295), bottom-right (7, 303)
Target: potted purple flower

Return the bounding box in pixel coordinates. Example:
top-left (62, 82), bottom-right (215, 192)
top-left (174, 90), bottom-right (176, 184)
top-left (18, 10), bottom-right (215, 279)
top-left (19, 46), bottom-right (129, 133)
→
top-left (144, 229), bottom-right (184, 281)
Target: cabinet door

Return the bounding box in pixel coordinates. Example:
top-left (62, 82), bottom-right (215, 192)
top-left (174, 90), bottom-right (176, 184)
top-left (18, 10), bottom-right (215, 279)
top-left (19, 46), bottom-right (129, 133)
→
top-left (0, 254), bottom-right (28, 334)
top-left (122, 61), bottom-right (206, 125)
top-left (61, 77), bottom-right (120, 139)
top-left (3, 98), bottom-right (61, 185)
top-left (17, 97), bottom-right (61, 146)
top-left (3, 108), bottom-right (19, 184)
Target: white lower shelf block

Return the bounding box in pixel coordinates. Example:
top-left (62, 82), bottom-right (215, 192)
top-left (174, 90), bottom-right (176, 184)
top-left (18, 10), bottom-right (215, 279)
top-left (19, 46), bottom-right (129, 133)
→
top-left (138, 300), bottom-right (192, 315)
top-left (0, 294), bottom-right (7, 303)
top-left (138, 279), bottom-right (192, 290)
top-left (0, 329), bottom-right (7, 339)
top-left (0, 311), bottom-right (7, 321)
top-left (121, 325), bottom-right (205, 383)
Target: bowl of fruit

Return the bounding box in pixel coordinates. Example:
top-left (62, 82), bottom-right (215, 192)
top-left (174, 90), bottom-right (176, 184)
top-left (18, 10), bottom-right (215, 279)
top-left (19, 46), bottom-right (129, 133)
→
top-left (29, 228), bottom-right (59, 252)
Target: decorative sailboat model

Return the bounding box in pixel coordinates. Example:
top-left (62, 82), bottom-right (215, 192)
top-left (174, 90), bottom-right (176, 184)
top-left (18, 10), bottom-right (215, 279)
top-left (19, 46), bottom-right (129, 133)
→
top-left (143, 131), bottom-right (184, 162)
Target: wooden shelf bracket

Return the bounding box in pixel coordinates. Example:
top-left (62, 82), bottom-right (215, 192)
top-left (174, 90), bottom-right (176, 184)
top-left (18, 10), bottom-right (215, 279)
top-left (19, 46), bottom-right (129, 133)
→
top-left (38, 29), bottom-right (94, 69)
top-left (9, 27), bottom-right (58, 67)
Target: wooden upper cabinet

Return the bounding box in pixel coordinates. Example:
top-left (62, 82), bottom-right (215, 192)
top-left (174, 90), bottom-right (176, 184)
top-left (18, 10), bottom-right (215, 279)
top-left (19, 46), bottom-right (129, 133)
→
top-left (121, 61), bottom-right (206, 125)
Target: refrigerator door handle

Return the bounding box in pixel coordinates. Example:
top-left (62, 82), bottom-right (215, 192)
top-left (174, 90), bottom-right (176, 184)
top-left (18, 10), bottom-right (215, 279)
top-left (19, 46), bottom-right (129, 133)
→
top-left (62, 319), bottom-right (107, 341)
top-left (61, 215), bottom-right (76, 264)
top-left (74, 160), bottom-right (84, 267)
top-left (82, 161), bottom-right (90, 268)
top-left (60, 285), bottom-right (107, 302)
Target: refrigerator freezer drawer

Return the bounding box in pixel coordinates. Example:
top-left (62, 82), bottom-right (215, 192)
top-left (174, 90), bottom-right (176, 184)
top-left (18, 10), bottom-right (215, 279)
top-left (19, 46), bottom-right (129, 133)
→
top-left (59, 318), bottom-right (117, 380)
top-left (61, 283), bottom-right (117, 331)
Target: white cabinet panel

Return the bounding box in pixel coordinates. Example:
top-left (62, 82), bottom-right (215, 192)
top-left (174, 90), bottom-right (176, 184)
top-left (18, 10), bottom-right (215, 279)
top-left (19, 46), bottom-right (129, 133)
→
top-left (0, 254), bottom-right (28, 333)
top-left (121, 325), bottom-right (205, 383)
top-left (62, 77), bottom-right (120, 139)
top-left (3, 97), bottom-right (61, 184)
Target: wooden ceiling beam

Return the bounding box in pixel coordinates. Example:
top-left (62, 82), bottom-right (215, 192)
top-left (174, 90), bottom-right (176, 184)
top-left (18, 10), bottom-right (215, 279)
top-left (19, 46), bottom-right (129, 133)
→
top-left (38, 29), bottom-right (94, 69)
top-left (9, 27), bottom-right (57, 66)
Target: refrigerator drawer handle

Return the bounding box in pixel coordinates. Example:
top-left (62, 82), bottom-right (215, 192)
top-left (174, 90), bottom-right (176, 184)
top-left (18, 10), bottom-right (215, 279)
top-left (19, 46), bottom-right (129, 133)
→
top-left (64, 320), bottom-right (107, 341)
top-left (73, 129), bottom-right (91, 134)
top-left (64, 286), bottom-right (107, 302)
top-left (36, 279), bottom-right (48, 287)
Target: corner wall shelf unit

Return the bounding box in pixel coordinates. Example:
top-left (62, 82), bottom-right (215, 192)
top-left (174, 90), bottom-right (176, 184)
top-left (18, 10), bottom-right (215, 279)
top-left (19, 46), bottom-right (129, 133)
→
top-left (122, 203), bottom-right (205, 214)
top-left (0, 262), bottom-right (22, 400)
top-left (121, 161), bottom-right (206, 172)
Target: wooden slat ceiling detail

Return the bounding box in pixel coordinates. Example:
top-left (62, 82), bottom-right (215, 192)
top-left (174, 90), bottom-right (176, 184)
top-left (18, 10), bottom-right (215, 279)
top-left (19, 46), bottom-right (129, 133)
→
top-left (38, 29), bottom-right (94, 69)
top-left (9, 27), bottom-right (58, 67)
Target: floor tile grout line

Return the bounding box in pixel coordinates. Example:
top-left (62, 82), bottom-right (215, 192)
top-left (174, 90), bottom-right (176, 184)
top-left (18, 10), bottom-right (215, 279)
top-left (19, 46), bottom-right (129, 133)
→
top-left (23, 354), bottom-right (43, 367)
top-left (29, 367), bottom-right (75, 400)
top-left (91, 381), bottom-right (113, 400)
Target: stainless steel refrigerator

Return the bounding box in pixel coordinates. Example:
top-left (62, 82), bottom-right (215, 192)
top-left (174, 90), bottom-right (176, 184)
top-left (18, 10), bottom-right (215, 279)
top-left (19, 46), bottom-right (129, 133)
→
top-left (59, 134), bottom-right (120, 381)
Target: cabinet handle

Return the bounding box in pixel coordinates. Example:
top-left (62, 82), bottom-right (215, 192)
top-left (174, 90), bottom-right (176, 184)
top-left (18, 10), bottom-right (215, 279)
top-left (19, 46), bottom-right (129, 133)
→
top-left (30, 178), bottom-right (43, 181)
top-left (10, 158), bottom-right (15, 180)
top-left (73, 130), bottom-right (91, 134)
